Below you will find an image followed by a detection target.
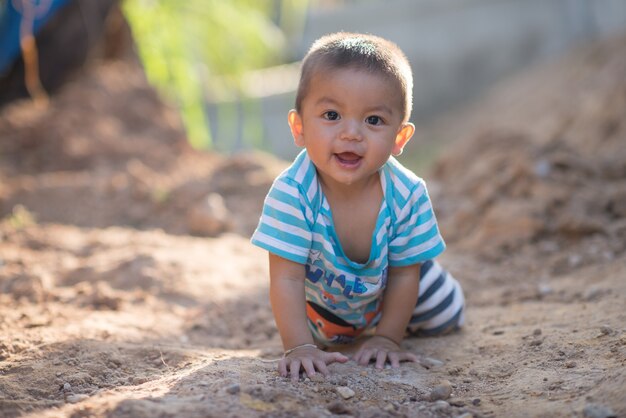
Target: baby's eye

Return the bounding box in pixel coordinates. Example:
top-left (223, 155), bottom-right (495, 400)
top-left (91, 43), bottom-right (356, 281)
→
top-left (366, 115), bottom-right (383, 125)
top-left (323, 111), bottom-right (340, 121)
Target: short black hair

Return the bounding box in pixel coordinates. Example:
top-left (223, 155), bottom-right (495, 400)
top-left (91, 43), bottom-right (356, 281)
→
top-left (295, 32), bottom-right (413, 122)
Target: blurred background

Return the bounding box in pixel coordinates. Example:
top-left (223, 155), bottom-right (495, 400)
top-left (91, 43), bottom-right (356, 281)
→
top-left (1, 0), bottom-right (626, 164)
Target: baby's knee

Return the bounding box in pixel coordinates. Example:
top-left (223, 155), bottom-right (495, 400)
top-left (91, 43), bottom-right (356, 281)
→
top-left (407, 305), bottom-right (464, 337)
top-left (408, 265), bottom-right (465, 337)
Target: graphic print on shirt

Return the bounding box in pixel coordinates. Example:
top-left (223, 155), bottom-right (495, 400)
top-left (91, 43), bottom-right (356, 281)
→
top-left (305, 263), bottom-right (371, 300)
top-left (306, 299), bottom-right (380, 344)
top-left (304, 259), bottom-right (386, 343)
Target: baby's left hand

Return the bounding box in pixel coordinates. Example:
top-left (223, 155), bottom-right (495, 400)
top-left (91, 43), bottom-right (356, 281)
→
top-left (353, 335), bottom-right (418, 369)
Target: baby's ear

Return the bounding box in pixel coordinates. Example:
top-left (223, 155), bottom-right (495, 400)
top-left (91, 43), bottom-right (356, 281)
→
top-left (288, 110), bottom-right (305, 147)
top-left (392, 122), bottom-right (415, 156)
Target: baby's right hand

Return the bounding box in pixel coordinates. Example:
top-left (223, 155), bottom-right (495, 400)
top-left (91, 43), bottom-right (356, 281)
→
top-left (279, 345), bottom-right (348, 383)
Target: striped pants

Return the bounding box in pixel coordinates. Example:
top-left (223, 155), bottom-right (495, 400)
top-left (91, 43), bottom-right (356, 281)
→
top-left (404, 259), bottom-right (465, 336)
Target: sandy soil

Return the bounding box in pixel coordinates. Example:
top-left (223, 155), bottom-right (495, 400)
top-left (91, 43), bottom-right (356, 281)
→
top-left (1, 34), bottom-right (625, 418)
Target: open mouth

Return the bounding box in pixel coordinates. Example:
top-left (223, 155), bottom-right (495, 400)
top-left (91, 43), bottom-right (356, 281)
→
top-left (335, 152), bottom-right (362, 167)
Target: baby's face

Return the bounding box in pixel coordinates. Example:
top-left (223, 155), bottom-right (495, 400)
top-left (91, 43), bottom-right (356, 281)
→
top-left (291, 68), bottom-right (410, 190)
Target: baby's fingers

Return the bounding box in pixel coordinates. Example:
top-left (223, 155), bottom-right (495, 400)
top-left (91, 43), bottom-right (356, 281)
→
top-left (378, 351), bottom-right (417, 368)
top-left (326, 352), bottom-right (349, 364)
top-left (313, 359), bottom-right (329, 377)
top-left (388, 352), bottom-right (401, 368)
top-left (375, 350), bottom-right (388, 369)
top-left (289, 359), bottom-right (301, 383)
top-left (278, 358), bottom-right (289, 377)
top-left (355, 348), bottom-right (375, 366)
top-left (398, 352), bottom-right (418, 363)
top-left (301, 358), bottom-right (317, 379)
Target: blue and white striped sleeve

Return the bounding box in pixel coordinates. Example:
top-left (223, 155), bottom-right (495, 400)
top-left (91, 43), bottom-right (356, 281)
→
top-left (388, 180), bottom-right (445, 267)
top-left (250, 177), bottom-right (313, 264)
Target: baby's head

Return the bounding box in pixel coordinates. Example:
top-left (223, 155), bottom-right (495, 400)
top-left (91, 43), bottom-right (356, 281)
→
top-left (295, 32), bottom-right (413, 123)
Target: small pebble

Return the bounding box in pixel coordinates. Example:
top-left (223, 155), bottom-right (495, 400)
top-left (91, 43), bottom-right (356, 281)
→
top-left (585, 287), bottom-right (604, 301)
top-left (430, 381), bottom-right (453, 401)
top-left (472, 398), bottom-right (481, 406)
top-left (327, 400), bottom-right (351, 415)
top-left (383, 403), bottom-right (395, 412)
top-left (583, 403), bottom-right (617, 418)
top-left (65, 394), bottom-right (89, 404)
top-left (62, 383), bottom-right (72, 392)
top-left (533, 329), bottom-right (542, 336)
top-left (433, 400), bottom-right (450, 410)
top-left (599, 325), bottom-right (613, 336)
top-left (336, 386), bottom-right (355, 400)
top-left (565, 361), bottom-right (577, 368)
top-left (537, 284), bottom-right (553, 296)
top-left (309, 373), bottom-right (325, 383)
top-left (529, 339), bottom-right (543, 347)
top-left (420, 357), bottom-right (444, 368)
top-left (533, 159), bottom-right (551, 177)
top-left (568, 254), bottom-right (582, 267)
top-left (225, 383), bottom-right (240, 395)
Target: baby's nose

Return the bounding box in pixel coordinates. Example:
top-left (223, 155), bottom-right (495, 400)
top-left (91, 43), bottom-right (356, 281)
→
top-left (339, 119), bottom-right (363, 141)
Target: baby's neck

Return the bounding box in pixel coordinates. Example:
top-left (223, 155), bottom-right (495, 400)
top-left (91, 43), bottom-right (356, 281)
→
top-left (321, 174), bottom-right (383, 264)
top-left (319, 172), bottom-right (380, 202)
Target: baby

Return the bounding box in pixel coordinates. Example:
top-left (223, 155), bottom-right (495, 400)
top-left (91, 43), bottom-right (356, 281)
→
top-left (251, 32), bottom-right (464, 382)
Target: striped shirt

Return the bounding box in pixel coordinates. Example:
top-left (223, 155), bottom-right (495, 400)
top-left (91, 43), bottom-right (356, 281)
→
top-left (251, 150), bottom-right (446, 343)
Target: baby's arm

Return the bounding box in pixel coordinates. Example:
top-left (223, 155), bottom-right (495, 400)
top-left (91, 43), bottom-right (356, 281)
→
top-left (353, 263), bottom-right (420, 368)
top-left (268, 253), bottom-right (348, 382)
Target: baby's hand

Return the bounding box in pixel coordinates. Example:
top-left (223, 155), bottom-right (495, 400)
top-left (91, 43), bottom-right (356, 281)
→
top-left (279, 344), bottom-right (348, 383)
top-left (353, 335), bottom-right (418, 369)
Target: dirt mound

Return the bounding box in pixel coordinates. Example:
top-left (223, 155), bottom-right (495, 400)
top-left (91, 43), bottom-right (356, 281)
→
top-left (0, 60), bottom-right (285, 237)
top-left (432, 35), bottom-right (626, 274)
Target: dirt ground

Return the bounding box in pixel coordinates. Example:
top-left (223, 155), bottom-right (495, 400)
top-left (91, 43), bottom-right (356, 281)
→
top-left (1, 33), bottom-right (625, 418)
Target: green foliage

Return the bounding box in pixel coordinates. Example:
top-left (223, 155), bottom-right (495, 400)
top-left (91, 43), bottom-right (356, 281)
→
top-left (6, 205), bottom-right (36, 229)
top-left (123, 0), bottom-right (296, 149)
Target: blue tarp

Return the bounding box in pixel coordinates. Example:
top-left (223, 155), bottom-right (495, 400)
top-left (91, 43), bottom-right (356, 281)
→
top-left (0, 0), bottom-right (71, 74)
